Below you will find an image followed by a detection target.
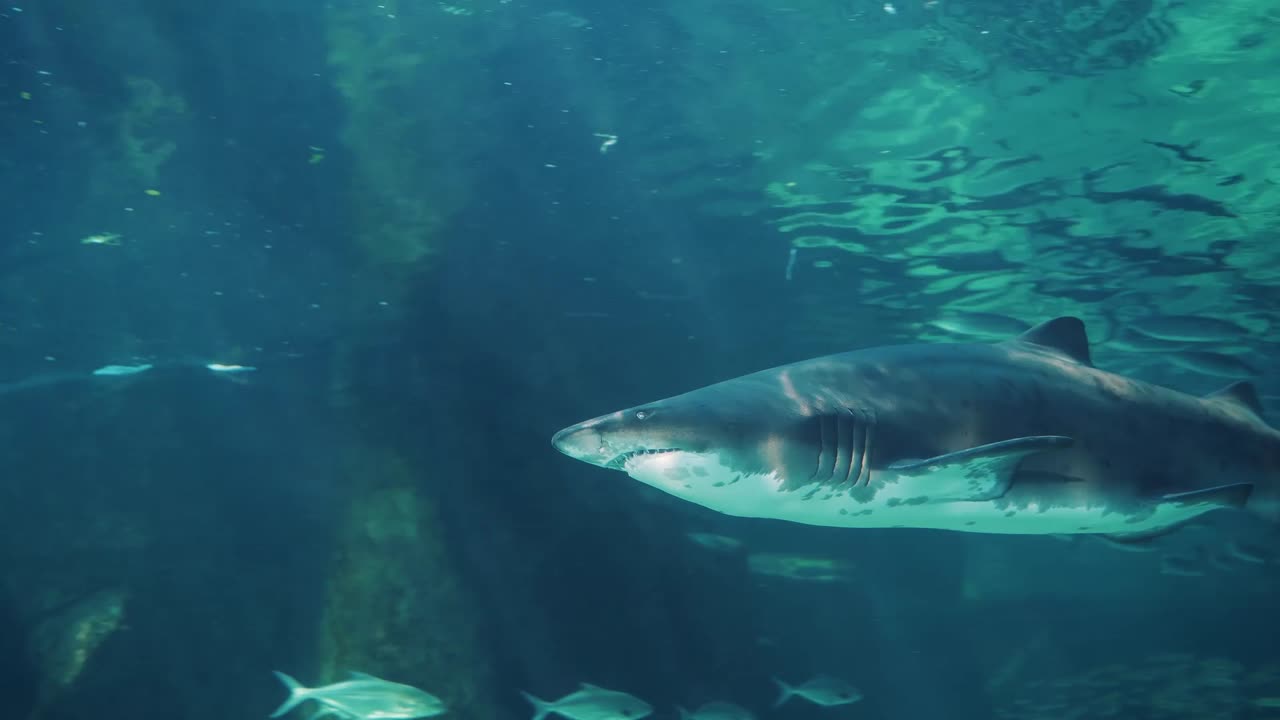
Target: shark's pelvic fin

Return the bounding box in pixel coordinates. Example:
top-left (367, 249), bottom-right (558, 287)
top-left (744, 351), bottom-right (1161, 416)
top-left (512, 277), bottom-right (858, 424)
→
top-left (1204, 380), bottom-right (1264, 417)
top-left (1100, 483), bottom-right (1253, 545)
top-left (1010, 316), bottom-right (1093, 366)
top-left (1160, 482), bottom-right (1253, 509)
top-left (1098, 525), bottom-right (1185, 545)
top-left (886, 435), bottom-right (1074, 501)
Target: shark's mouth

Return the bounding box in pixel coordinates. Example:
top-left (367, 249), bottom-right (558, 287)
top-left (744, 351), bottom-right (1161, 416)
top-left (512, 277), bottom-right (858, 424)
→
top-left (608, 448), bottom-right (681, 470)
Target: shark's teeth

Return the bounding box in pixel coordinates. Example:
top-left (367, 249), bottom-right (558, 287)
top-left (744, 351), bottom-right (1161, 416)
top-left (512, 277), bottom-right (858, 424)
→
top-left (610, 448), bottom-right (679, 469)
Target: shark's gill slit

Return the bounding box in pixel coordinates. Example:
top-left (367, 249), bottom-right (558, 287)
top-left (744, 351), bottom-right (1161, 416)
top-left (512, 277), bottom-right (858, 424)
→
top-left (855, 410), bottom-right (873, 488)
top-left (805, 414), bottom-right (823, 484)
top-left (814, 414), bottom-right (836, 484)
top-left (836, 408), bottom-right (857, 488)
top-left (846, 410), bottom-right (864, 490)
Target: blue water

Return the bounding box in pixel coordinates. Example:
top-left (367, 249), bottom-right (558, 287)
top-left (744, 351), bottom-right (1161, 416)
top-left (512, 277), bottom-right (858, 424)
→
top-left (1, 2), bottom-right (1277, 719)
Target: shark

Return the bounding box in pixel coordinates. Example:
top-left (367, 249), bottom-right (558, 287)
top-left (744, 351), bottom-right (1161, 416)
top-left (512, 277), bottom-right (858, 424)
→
top-left (551, 317), bottom-right (1279, 539)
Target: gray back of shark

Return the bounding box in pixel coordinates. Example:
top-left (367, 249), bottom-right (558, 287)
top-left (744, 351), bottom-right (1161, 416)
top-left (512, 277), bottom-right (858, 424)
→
top-left (551, 317), bottom-right (1280, 539)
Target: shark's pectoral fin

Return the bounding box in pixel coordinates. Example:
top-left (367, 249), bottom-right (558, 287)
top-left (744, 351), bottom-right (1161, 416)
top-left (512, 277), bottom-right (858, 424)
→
top-left (1100, 483), bottom-right (1254, 545)
top-left (886, 435), bottom-right (1074, 502)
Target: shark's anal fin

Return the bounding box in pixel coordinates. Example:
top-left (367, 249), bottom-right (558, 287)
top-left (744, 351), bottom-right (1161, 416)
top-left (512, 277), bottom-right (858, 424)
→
top-left (886, 435), bottom-right (1074, 502)
top-left (1097, 527), bottom-right (1179, 546)
top-left (1100, 483), bottom-right (1254, 545)
top-left (1011, 316), bottom-right (1093, 366)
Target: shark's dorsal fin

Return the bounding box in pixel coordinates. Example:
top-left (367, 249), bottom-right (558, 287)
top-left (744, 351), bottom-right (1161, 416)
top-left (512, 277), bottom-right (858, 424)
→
top-left (1205, 380), bottom-right (1264, 417)
top-left (1011, 316), bottom-right (1092, 366)
top-left (579, 683), bottom-right (605, 692)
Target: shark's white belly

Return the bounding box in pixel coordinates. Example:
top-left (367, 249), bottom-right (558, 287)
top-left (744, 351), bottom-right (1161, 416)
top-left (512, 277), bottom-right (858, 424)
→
top-left (626, 452), bottom-right (1218, 535)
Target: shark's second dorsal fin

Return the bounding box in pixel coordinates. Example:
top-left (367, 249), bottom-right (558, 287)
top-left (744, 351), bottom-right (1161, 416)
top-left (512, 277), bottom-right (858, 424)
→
top-left (1205, 380), bottom-right (1264, 417)
top-left (1010, 316), bottom-right (1092, 366)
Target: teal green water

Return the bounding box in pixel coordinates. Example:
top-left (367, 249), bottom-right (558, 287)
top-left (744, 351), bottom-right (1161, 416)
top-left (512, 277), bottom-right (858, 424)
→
top-left (0, 2), bottom-right (1277, 720)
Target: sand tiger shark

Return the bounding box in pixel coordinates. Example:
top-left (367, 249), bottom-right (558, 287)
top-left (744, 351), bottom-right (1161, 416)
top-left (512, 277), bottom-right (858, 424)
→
top-left (551, 317), bottom-right (1279, 539)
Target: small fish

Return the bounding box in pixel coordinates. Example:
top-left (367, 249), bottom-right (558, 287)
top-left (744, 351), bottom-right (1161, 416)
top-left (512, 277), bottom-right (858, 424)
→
top-left (80, 232), bottom-right (122, 246)
top-left (1106, 328), bottom-right (1188, 353)
top-left (677, 701), bottom-right (754, 720)
top-left (1159, 554), bottom-right (1205, 577)
top-left (928, 312), bottom-right (1030, 339)
top-left (1168, 351), bottom-right (1258, 379)
top-left (748, 553), bottom-right (851, 583)
top-left (91, 363), bottom-right (153, 377)
top-left (206, 363), bottom-right (256, 374)
top-left (1129, 315), bottom-right (1249, 343)
top-left (1089, 534), bottom-right (1157, 553)
top-left (306, 708), bottom-right (356, 720)
top-left (593, 133), bottom-right (618, 154)
top-left (270, 671), bottom-right (446, 720)
top-left (686, 532), bottom-right (744, 552)
top-left (522, 683), bottom-right (653, 720)
top-left (772, 676), bottom-right (862, 708)
top-left (1225, 539), bottom-right (1270, 565)
top-left (1207, 552), bottom-right (1237, 572)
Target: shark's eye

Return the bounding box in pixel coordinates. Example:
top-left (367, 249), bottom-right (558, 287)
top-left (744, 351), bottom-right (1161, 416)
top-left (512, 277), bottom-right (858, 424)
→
top-left (634, 409), bottom-right (652, 420)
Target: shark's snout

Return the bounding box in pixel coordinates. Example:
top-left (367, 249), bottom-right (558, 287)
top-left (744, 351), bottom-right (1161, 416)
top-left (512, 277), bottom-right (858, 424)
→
top-left (552, 420), bottom-right (614, 466)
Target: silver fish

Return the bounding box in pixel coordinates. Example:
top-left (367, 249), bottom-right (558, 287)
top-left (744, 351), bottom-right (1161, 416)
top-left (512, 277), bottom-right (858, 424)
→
top-left (1106, 328), bottom-right (1188, 353)
top-left (1225, 539), bottom-right (1271, 564)
top-left (1159, 554), bottom-right (1205, 577)
top-left (1169, 351), bottom-right (1258, 379)
top-left (772, 676), bottom-right (862, 708)
top-left (1129, 314), bottom-right (1249, 343)
top-left (747, 553), bottom-right (852, 583)
top-left (929, 312), bottom-right (1030, 339)
top-left (91, 363), bottom-right (153, 377)
top-left (686, 532), bottom-right (744, 552)
top-left (270, 671), bottom-right (446, 719)
top-left (522, 683), bottom-right (653, 720)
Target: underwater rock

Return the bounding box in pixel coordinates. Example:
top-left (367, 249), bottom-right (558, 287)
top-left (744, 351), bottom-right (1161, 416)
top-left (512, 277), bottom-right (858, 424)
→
top-left (28, 588), bottom-right (128, 714)
top-left (316, 446), bottom-right (499, 720)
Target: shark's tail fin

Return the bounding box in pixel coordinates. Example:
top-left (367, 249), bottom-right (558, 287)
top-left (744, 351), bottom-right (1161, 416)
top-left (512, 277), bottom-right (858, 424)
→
top-left (270, 671), bottom-right (310, 718)
top-left (771, 678), bottom-right (796, 709)
top-left (521, 691), bottom-right (556, 720)
top-left (676, 706), bottom-right (692, 720)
